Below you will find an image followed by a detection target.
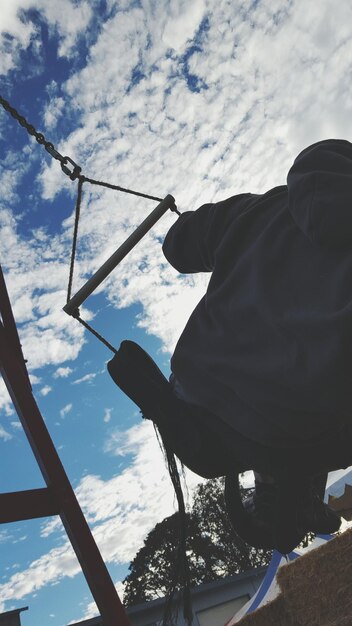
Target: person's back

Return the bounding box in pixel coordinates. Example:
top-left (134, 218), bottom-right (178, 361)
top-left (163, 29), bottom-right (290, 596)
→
top-left (163, 139), bottom-right (352, 447)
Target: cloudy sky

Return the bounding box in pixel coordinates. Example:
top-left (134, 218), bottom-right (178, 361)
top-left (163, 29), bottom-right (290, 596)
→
top-left (1, 1), bottom-right (352, 624)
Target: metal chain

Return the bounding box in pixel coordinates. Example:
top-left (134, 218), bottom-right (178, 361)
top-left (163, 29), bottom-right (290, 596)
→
top-left (0, 94), bottom-right (82, 180)
top-left (0, 94), bottom-right (181, 212)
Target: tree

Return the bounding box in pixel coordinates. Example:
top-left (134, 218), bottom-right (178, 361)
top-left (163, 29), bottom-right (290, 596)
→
top-left (123, 477), bottom-right (272, 606)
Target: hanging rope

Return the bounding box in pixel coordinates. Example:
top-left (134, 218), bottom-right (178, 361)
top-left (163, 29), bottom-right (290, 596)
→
top-left (67, 177), bottom-right (84, 305)
top-left (82, 176), bottom-right (166, 204)
top-left (65, 177), bottom-right (121, 355)
top-left (0, 94), bottom-right (180, 353)
top-left (72, 310), bottom-right (119, 355)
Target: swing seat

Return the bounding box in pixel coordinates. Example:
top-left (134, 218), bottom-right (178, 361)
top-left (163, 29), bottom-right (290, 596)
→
top-left (107, 340), bottom-right (174, 421)
top-left (107, 340), bottom-right (229, 478)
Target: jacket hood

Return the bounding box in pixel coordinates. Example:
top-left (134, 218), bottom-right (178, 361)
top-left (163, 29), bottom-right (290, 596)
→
top-left (287, 139), bottom-right (352, 247)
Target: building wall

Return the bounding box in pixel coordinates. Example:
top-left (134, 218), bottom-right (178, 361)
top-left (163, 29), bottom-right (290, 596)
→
top-left (196, 595), bottom-right (250, 626)
top-left (68, 569), bottom-right (266, 626)
top-left (126, 569), bottom-right (266, 626)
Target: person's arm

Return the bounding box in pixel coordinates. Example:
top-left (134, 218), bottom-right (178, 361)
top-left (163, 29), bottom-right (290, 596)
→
top-left (162, 194), bottom-right (252, 273)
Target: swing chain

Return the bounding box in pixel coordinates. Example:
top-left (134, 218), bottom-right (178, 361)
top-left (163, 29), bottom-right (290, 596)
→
top-left (0, 95), bottom-right (82, 181)
top-left (0, 94), bottom-right (181, 206)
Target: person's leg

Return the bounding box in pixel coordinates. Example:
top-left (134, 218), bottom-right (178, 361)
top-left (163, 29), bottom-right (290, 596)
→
top-left (254, 471), bottom-right (275, 483)
top-left (163, 400), bottom-right (344, 553)
top-left (157, 397), bottom-right (248, 478)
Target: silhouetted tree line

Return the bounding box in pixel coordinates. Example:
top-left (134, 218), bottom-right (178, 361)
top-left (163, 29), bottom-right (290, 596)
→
top-left (123, 477), bottom-right (272, 606)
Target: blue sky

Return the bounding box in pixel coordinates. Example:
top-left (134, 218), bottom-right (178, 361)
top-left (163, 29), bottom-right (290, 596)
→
top-left (1, 1), bottom-right (352, 624)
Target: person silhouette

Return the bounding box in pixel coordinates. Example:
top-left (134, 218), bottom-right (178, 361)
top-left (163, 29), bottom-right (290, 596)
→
top-left (109, 139), bottom-right (352, 555)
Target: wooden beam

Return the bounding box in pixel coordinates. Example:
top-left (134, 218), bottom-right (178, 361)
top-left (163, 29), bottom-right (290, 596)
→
top-left (0, 316), bottom-right (131, 625)
top-left (0, 488), bottom-right (59, 524)
top-left (0, 266), bottom-right (31, 389)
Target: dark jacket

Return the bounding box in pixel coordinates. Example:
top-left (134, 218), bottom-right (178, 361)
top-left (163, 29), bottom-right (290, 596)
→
top-left (162, 139), bottom-right (352, 447)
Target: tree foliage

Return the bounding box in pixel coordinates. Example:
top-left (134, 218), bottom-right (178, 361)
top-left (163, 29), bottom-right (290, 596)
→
top-left (123, 477), bottom-right (272, 606)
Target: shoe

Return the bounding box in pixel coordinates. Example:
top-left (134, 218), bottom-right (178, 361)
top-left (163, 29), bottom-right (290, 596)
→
top-left (297, 485), bottom-right (341, 536)
top-left (225, 474), bottom-right (342, 555)
top-left (225, 475), bottom-right (278, 551)
top-left (273, 475), bottom-right (341, 553)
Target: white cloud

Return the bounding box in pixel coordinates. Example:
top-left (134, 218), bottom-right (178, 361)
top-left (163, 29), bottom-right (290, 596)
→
top-left (0, 0), bottom-right (34, 75)
top-left (40, 517), bottom-right (62, 539)
top-left (59, 403), bottom-right (72, 418)
top-left (29, 374), bottom-right (41, 385)
top-left (103, 408), bottom-right (112, 423)
top-left (11, 292), bottom-right (35, 324)
top-left (0, 211), bottom-right (87, 372)
top-left (39, 1), bottom-right (92, 58)
top-left (40, 385), bottom-right (52, 396)
top-left (43, 96), bottom-right (65, 130)
top-left (0, 378), bottom-right (14, 417)
top-left (0, 0), bottom-right (93, 76)
top-left (71, 372), bottom-right (96, 385)
top-left (0, 542), bottom-right (80, 611)
top-left (160, 0), bottom-right (207, 52)
top-left (0, 425), bottom-right (12, 442)
top-left (0, 530), bottom-right (13, 545)
top-left (53, 366), bottom-right (73, 379)
top-left (12, 535), bottom-right (27, 544)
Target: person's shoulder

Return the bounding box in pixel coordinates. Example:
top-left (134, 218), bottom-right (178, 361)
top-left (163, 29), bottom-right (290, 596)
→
top-left (214, 188), bottom-right (286, 208)
top-left (215, 192), bottom-right (253, 206)
top-left (247, 186), bottom-right (287, 208)
top-left (263, 185), bottom-right (287, 199)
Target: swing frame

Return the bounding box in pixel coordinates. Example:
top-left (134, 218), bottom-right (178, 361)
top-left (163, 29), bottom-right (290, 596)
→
top-left (0, 265), bottom-right (131, 626)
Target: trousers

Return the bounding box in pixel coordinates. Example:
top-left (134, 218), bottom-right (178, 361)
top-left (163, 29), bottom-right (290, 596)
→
top-left (166, 394), bottom-right (352, 480)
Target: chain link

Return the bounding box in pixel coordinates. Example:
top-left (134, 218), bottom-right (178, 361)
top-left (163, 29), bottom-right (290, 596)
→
top-left (0, 95), bottom-right (181, 207)
top-left (0, 95), bottom-right (82, 181)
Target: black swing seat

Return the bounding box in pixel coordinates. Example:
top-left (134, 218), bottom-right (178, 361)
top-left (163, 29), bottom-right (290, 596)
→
top-left (107, 339), bottom-right (174, 422)
top-left (107, 340), bottom-right (221, 478)
top-left (107, 340), bottom-right (343, 554)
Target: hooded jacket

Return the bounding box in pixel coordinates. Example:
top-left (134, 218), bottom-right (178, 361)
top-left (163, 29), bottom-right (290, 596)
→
top-left (162, 139), bottom-right (352, 447)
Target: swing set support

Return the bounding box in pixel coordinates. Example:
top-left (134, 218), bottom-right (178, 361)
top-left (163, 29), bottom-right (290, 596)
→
top-left (0, 265), bottom-right (131, 626)
top-left (63, 193), bottom-right (176, 316)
